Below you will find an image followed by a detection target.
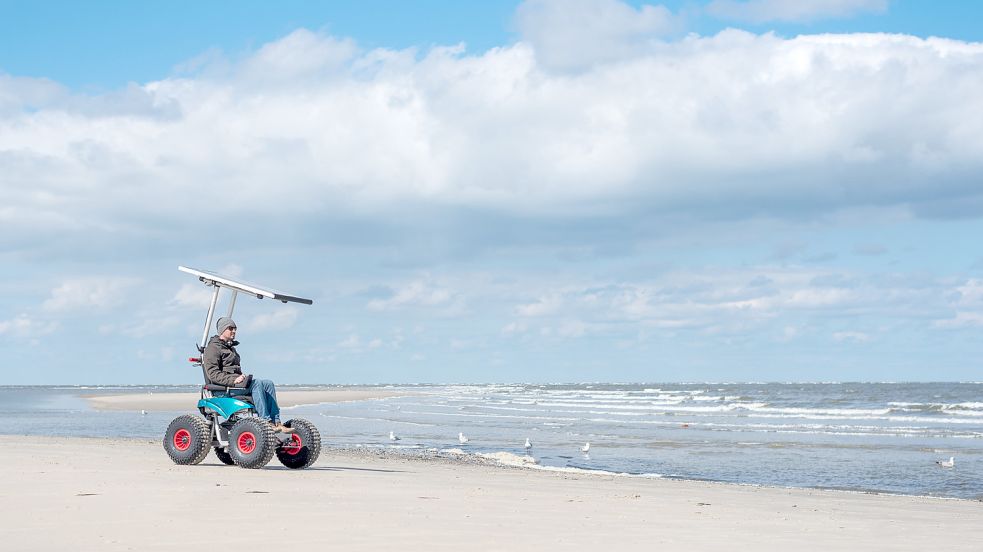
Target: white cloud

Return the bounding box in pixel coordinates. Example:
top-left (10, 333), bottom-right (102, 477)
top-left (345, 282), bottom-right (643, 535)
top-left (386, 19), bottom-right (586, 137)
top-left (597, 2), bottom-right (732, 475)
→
top-left (338, 333), bottom-right (361, 349)
top-left (0, 74), bottom-right (66, 114)
top-left (136, 346), bottom-right (176, 362)
top-left (515, 0), bottom-right (676, 70)
top-left (220, 265), bottom-right (245, 278)
top-left (494, 266), bottom-right (953, 340)
top-left (249, 308), bottom-right (299, 332)
top-left (171, 265), bottom-right (246, 309)
top-left (390, 330), bottom-right (405, 349)
top-left (952, 279), bottom-right (983, 305)
top-left (934, 279), bottom-right (983, 328)
top-left (42, 277), bottom-right (141, 312)
top-left (122, 315), bottom-right (182, 338)
top-left (502, 321), bottom-right (528, 335)
top-left (516, 294), bottom-right (563, 317)
top-left (3, 23), bottom-right (981, 260)
top-left (706, 0), bottom-right (888, 23)
top-left (832, 331), bottom-right (870, 343)
top-left (240, 29), bottom-right (357, 81)
top-left (171, 283), bottom-right (215, 309)
top-left (0, 314), bottom-right (58, 338)
top-left (335, 332), bottom-right (383, 353)
top-left (556, 319), bottom-right (588, 338)
top-left (367, 279), bottom-right (455, 311)
top-left (934, 312), bottom-right (983, 329)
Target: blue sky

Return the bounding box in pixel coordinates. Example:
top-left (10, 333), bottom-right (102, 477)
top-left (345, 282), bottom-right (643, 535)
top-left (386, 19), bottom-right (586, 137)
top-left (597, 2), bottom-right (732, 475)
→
top-left (2, 0), bottom-right (983, 384)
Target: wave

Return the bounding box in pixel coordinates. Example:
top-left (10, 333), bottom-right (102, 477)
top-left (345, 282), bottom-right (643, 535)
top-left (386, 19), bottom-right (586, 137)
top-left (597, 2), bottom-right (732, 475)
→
top-left (476, 451), bottom-right (540, 467)
top-left (886, 402), bottom-right (983, 416)
top-left (316, 414), bottom-right (438, 428)
top-left (532, 465), bottom-right (665, 478)
top-left (475, 399), bottom-right (983, 422)
top-left (394, 409), bottom-right (582, 422)
top-left (385, 400), bottom-right (983, 427)
top-left (444, 448), bottom-right (667, 478)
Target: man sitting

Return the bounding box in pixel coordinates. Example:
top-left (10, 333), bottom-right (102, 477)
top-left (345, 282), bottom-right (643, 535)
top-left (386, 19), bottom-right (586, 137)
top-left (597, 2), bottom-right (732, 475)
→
top-left (203, 317), bottom-right (293, 433)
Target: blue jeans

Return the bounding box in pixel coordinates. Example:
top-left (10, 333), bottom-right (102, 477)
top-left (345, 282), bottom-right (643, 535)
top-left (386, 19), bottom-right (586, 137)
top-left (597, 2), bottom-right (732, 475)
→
top-left (230, 378), bottom-right (281, 423)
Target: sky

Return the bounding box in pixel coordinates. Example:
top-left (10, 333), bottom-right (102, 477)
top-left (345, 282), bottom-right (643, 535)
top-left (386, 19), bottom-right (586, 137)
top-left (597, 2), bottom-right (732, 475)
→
top-left (2, 0), bottom-right (983, 384)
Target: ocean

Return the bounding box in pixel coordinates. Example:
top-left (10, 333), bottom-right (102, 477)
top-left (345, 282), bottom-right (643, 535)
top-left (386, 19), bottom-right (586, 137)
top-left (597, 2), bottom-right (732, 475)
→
top-left (2, 382), bottom-right (981, 500)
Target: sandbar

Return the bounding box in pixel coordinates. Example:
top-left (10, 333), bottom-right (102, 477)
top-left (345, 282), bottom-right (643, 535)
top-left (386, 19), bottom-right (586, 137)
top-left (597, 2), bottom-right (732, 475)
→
top-left (2, 436), bottom-right (981, 551)
top-left (86, 388), bottom-right (408, 411)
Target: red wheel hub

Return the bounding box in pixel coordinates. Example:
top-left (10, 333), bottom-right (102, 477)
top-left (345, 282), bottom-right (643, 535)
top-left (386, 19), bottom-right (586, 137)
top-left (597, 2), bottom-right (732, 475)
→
top-left (238, 431), bottom-right (257, 454)
top-left (282, 434), bottom-right (303, 456)
top-left (173, 429), bottom-right (191, 451)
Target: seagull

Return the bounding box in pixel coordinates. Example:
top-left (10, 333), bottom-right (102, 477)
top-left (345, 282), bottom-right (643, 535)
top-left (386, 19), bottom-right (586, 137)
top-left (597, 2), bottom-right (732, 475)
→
top-left (141, 410), bottom-right (148, 415)
top-left (389, 431), bottom-right (400, 442)
top-left (936, 456), bottom-right (955, 468)
top-left (458, 432), bottom-right (469, 444)
top-left (524, 438), bottom-right (532, 450)
top-left (581, 442), bottom-right (590, 453)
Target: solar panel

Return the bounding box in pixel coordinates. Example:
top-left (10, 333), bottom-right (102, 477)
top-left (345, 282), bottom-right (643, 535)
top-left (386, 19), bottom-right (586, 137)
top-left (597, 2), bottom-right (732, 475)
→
top-left (178, 266), bottom-right (313, 305)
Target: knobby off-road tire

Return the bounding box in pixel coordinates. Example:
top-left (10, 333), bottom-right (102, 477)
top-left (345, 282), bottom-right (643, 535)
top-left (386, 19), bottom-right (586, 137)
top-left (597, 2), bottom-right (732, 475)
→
top-left (214, 447), bottom-right (235, 465)
top-left (163, 415), bottom-right (211, 465)
top-left (275, 418), bottom-right (322, 469)
top-left (229, 417), bottom-right (276, 469)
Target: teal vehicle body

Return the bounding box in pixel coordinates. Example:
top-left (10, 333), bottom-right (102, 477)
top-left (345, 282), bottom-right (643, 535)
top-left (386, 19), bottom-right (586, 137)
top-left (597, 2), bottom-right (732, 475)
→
top-left (198, 397), bottom-right (254, 419)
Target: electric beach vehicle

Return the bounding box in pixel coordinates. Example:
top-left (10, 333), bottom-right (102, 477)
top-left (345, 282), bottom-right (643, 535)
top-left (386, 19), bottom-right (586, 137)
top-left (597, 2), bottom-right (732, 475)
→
top-left (162, 266), bottom-right (321, 469)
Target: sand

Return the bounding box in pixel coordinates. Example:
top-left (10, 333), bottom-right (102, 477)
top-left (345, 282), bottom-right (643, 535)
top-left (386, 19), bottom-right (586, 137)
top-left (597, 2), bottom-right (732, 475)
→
top-left (86, 388), bottom-right (408, 411)
top-left (3, 436), bottom-right (981, 551)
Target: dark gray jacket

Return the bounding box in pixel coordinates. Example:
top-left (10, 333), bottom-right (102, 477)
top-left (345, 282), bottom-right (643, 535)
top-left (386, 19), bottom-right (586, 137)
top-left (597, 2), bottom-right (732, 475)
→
top-left (203, 335), bottom-right (247, 387)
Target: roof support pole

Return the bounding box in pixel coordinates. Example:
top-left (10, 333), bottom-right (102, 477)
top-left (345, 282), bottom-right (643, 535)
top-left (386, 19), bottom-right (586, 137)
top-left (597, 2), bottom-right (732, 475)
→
top-left (200, 284), bottom-right (221, 350)
top-left (227, 289), bottom-right (238, 318)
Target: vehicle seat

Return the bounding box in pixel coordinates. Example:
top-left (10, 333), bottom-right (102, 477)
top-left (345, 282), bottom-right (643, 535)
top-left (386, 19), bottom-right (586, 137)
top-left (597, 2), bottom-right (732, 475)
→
top-left (196, 344), bottom-right (253, 403)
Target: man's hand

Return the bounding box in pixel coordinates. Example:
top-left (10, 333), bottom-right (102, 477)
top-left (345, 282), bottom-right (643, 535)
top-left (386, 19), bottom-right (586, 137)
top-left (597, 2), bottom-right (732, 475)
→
top-left (234, 375), bottom-right (245, 385)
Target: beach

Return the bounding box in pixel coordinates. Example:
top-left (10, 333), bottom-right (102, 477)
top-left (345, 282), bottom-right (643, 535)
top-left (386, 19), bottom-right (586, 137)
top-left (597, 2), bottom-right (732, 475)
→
top-left (3, 435), bottom-right (981, 551)
top-left (4, 383), bottom-right (981, 501)
top-left (85, 388), bottom-right (409, 411)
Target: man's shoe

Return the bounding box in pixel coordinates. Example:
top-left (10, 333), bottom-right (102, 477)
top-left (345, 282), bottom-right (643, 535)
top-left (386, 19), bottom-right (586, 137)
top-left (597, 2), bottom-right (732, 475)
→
top-left (273, 423), bottom-right (295, 434)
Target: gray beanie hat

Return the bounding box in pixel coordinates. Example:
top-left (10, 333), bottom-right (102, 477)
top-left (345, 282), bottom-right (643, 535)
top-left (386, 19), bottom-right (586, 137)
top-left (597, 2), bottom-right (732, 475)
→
top-left (216, 317), bottom-right (237, 334)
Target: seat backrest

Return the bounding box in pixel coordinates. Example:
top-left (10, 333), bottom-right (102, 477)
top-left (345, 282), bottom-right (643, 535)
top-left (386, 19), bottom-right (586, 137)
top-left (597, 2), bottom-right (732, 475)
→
top-left (195, 342), bottom-right (244, 399)
top-left (196, 343), bottom-right (209, 384)
top-left (194, 343), bottom-right (219, 399)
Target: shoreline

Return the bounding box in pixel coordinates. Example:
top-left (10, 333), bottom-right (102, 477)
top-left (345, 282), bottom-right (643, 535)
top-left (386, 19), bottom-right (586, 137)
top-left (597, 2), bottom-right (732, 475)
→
top-left (3, 436), bottom-right (981, 551)
top-left (303, 444), bottom-right (983, 503)
top-left (84, 387), bottom-right (411, 411)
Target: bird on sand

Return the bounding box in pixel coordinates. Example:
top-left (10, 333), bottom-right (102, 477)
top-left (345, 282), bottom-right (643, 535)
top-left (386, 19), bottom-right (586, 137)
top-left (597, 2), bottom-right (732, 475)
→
top-left (459, 432), bottom-right (469, 444)
top-left (389, 431), bottom-right (400, 442)
top-left (581, 442), bottom-right (590, 453)
top-left (524, 438), bottom-right (532, 450)
top-left (936, 456), bottom-right (955, 468)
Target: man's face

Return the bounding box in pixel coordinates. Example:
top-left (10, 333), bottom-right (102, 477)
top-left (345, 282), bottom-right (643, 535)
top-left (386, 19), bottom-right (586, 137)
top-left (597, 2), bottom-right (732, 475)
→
top-left (221, 325), bottom-right (237, 341)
